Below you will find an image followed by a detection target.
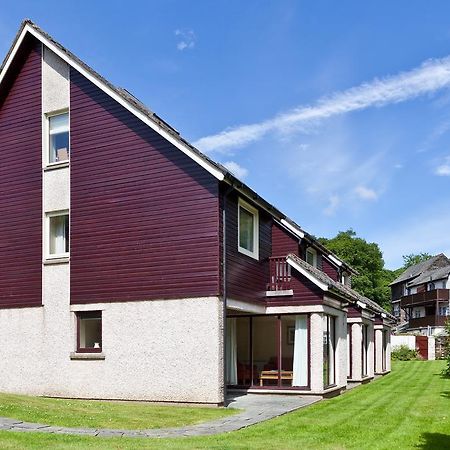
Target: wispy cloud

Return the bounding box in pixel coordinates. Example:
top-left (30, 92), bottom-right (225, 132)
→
top-left (323, 195), bottom-right (340, 216)
top-left (434, 155), bottom-right (450, 175)
top-left (174, 29), bottom-right (196, 51)
top-left (354, 185), bottom-right (378, 201)
top-left (223, 161), bottom-right (249, 179)
top-left (194, 56), bottom-right (450, 153)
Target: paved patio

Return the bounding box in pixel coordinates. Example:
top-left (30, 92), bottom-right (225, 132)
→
top-left (0, 393), bottom-right (321, 438)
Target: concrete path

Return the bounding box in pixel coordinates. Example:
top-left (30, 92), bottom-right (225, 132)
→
top-left (0, 393), bottom-right (321, 438)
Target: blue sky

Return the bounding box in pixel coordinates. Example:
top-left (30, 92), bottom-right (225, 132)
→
top-left (2, 1), bottom-right (450, 268)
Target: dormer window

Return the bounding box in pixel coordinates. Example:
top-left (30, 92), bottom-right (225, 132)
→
top-left (306, 247), bottom-right (317, 268)
top-left (48, 111), bottom-right (69, 164)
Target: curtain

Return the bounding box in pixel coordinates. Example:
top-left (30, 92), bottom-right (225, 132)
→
top-left (292, 315), bottom-right (308, 387)
top-left (226, 318), bottom-right (238, 385)
top-left (50, 216), bottom-right (66, 255)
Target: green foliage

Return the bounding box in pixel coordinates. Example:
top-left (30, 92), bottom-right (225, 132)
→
top-left (318, 229), bottom-right (394, 309)
top-left (402, 253), bottom-right (433, 269)
top-left (391, 345), bottom-right (420, 361)
top-left (442, 319), bottom-right (450, 377)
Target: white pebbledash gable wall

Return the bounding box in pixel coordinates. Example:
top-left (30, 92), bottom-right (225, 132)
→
top-left (0, 47), bottom-right (224, 404)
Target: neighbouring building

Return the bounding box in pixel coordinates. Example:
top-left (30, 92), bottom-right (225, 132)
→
top-left (390, 254), bottom-right (450, 336)
top-left (0, 20), bottom-right (395, 405)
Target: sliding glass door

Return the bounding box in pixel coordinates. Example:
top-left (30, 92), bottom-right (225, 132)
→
top-left (323, 315), bottom-right (336, 388)
top-left (228, 314), bottom-right (309, 389)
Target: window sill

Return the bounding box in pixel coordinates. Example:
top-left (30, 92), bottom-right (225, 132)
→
top-left (70, 352), bottom-right (105, 360)
top-left (43, 257), bottom-right (69, 265)
top-left (44, 161), bottom-right (70, 172)
top-left (238, 247), bottom-right (259, 261)
top-left (265, 289), bottom-right (294, 297)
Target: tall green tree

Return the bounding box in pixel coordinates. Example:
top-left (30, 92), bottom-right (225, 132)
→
top-left (319, 229), bottom-right (395, 310)
top-left (402, 253), bottom-right (432, 269)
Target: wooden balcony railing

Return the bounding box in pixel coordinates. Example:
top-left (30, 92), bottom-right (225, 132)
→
top-left (409, 315), bottom-right (448, 328)
top-left (267, 256), bottom-right (291, 291)
top-left (400, 289), bottom-right (450, 307)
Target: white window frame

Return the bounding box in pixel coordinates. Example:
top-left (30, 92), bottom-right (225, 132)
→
top-left (45, 109), bottom-right (70, 167)
top-left (238, 198), bottom-right (259, 260)
top-left (45, 209), bottom-right (69, 260)
top-left (306, 247), bottom-right (318, 268)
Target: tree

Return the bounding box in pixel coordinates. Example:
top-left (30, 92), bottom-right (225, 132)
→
top-left (319, 229), bottom-right (394, 310)
top-left (402, 253), bottom-right (432, 269)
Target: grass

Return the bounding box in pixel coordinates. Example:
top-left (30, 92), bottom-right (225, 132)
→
top-left (0, 361), bottom-right (448, 449)
top-left (0, 393), bottom-right (236, 430)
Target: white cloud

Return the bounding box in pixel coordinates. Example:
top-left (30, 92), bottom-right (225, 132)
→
top-left (223, 161), bottom-right (248, 179)
top-left (174, 29), bottom-right (195, 51)
top-left (354, 185), bottom-right (378, 201)
top-left (435, 156), bottom-right (450, 175)
top-left (323, 195), bottom-right (340, 216)
top-left (194, 56), bottom-right (450, 153)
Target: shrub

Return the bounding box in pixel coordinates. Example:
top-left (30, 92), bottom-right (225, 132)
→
top-left (391, 345), bottom-right (420, 361)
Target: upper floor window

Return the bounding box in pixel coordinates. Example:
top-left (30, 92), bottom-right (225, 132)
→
top-left (238, 198), bottom-right (259, 260)
top-left (46, 211), bottom-right (69, 258)
top-left (306, 247), bottom-right (317, 268)
top-left (48, 112), bottom-right (69, 164)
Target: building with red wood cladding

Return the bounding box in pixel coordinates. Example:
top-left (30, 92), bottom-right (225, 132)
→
top-left (0, 21), bottom-right (395, 404)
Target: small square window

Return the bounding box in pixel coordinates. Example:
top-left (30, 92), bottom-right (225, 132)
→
top-left (77, 311), bottom-right (102, 353)
top-left (238, 199), bottom-right (259, 259)
top-left (48, 112), bottom-right (69, 164)
top-left (47, 212), bottom-right (69, 257)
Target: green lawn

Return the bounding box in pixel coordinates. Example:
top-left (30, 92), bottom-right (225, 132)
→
top-left (0, 393), bottom-right (236, 430)
top-left (0, 360), bottom-right (448, 449)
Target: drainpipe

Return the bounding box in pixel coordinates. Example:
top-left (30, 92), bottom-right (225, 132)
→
top-left (222, 185), bottom-right (233, 405)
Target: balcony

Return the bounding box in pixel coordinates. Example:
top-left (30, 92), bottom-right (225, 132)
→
top-left (400, 289), bottom-right (450, 308)
top-left (409, 315), bottom-right (448, 329)
top-left (266, 257), bottom-right (292, 296)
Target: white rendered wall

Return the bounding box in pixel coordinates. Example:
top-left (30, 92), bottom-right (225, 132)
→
top-left (351, 323), bottom-right (362, 380)
top-left (309, 313), bottom-right (323, 393)
top-left (391, 335), bottom-right (416, 350)
top-left (367, 321), bottom-right (375, 378)
top-left (335, 310), bottom-right (348, 389)
top-left (0, 297), bottom-right (224, 403)
top-left (375, 328), bottom-right (383, 373)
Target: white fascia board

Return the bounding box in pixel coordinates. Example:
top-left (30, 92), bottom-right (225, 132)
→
top-left (356, 300), bottom-right (367, 309)
top-left (286, 256), bottom-right (328, 291)
top-left (327, 254), bottom-right (343, 267)
top-left (4, 25), bottom-right (225, 181)
top-left (381, 313), bottom-right (387, 318)
top-left (280, 219), bottom-right (305, 239)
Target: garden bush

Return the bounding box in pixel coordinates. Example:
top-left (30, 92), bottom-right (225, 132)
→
top-left (391, 345), bottom-right (420, 361)
top-left (442, 320), bottom-right (450, 377)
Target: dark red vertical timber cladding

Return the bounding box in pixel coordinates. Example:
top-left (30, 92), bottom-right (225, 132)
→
top-left (271, 222), bottom-right (299, 256)
top-left (222, 189), bottom-right (271, 303)
top-left (0, 37), bottom-right (42, 308)
top-left (322, 257), bottom-right (339, 281)
top-left (69, 69), bottom-right (220, 303)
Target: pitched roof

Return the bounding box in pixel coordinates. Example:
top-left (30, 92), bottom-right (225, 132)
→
top-left (286, 254), bottom-right (395, 320)
top-left (0, 19), bottom-right (356, 275)
top-left (390, 254), bottom-right (450, 286)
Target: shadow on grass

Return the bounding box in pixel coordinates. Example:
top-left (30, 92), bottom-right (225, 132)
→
top-left (417, 433), bottom-right (450, 449)
top-left (440, 391), bottom-right (450, 399)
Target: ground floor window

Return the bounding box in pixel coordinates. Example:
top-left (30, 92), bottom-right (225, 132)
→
top-left (77, 311), bottom-right (102, 353)
top-left (323, 315), bottom-right (336, 387)
top-left (226, 314), bottom-right (309, 389)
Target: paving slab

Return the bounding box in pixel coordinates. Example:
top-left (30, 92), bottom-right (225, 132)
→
top-left (0, 393), bottom-right (321, 438)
